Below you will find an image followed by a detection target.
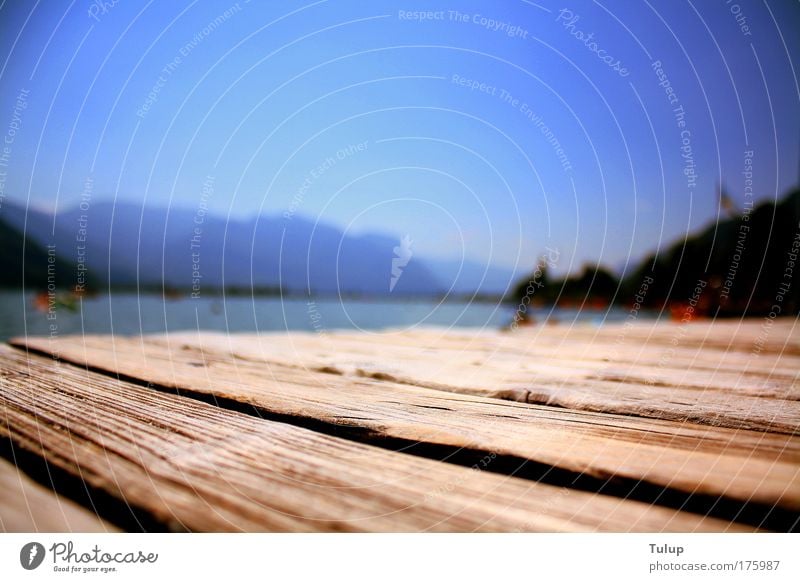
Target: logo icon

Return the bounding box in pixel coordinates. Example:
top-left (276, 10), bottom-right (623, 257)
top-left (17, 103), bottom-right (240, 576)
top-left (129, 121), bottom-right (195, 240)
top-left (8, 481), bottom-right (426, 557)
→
top-left (390, 235), bottom-right (413, 292)
top-left (20, 542), bottom-right (45, 570)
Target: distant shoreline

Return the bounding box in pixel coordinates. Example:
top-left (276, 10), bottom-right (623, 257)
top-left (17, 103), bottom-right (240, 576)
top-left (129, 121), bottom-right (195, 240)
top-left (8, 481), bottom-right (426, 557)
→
top-left (0, 285), bottom-right (507, 304)
top-left (3, 287), bottom-right (797, 322)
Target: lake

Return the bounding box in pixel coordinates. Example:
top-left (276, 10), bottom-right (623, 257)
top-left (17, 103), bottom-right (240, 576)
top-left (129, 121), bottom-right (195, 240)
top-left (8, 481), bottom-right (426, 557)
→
top-left (0, 291), bottom-right (641, 341)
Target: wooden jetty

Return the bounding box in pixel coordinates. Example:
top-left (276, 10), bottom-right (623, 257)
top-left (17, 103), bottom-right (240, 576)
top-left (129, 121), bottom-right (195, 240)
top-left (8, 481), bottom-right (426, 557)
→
top-left (1, 320), bottom-right (798, 532)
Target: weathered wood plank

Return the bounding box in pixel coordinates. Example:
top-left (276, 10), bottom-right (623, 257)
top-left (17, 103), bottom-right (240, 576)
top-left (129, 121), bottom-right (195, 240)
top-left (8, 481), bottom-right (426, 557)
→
top-left (150, 328), bottom-right (800, 433)
top-left (0, 345), bottom-right (740, 532)
top-left (14, 333), bottom-right (800, 512)
top-left (0, 457), bottom-right (117, 532)
top-left (165, 329), bottom-right (800, 385)
top-left (241, 325), bottom-right (800, 380)
top-left (504, 320), bottom-right (800, 356)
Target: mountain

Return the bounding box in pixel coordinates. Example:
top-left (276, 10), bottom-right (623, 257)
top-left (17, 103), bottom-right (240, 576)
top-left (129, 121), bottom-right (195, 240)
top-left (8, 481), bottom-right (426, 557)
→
top-left (509, 188), bottom-right (800, 317)
top-left (622, 188), bottom-right (800, 315)
top-left (425, 257), bottom-right (522, 296)
top-left (0, 214), bottom-right (80, 289)
top-left (1, 200), bottom-right (516, 296)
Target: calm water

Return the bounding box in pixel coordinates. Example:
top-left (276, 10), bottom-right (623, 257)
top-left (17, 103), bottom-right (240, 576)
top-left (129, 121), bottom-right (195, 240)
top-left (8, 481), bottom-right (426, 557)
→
top-left (0, 291), bottom-right (636, 341)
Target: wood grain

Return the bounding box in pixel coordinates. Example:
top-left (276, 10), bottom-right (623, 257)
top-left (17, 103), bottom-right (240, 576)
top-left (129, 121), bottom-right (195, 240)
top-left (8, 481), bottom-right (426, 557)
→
top-left (0, 345), bottom-right (741, 532)
top-left (149, 327), bottom-right (800, 434)
top-left (515, 320), bottom-right (800, 356)
top-left (14, 331), bottom-right (800, 513)
top-left (0, 457), bottom-right (117, 532)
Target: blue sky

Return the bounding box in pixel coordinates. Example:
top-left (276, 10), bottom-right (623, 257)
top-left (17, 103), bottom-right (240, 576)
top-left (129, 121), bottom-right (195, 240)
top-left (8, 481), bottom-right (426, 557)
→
top-left (0, 0), bottom-right (798, 277)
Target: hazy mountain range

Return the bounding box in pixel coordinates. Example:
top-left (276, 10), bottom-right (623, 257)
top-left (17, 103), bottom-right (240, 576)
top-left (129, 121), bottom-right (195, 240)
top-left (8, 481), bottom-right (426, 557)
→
top-left (510, 188), bottom-right (800, 317)
top-left (0, 200), bottom-right (519, 296)
top-left (0, 211), bottom-right (78, 289)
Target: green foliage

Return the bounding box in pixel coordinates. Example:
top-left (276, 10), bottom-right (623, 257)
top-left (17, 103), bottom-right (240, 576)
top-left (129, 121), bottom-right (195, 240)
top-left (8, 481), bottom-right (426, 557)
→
top-left (511, 189), bottom-right (800, 317)
top-left (623, 189), bottom-right (799, 316)
top-left (0, 215), bottom-right (95, 290)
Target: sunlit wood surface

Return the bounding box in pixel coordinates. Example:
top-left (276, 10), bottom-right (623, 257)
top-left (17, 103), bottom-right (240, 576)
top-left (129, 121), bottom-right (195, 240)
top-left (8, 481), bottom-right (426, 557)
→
top-left (2, 320), bottom-right (798, 532)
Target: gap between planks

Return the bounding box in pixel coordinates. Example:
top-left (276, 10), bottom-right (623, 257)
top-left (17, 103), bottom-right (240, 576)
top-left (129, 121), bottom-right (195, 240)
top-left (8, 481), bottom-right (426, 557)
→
top-left (0, 456), bottom-right (117, 533)
top-left (0, 345), bottom-right (748, 533)
top-left (147, 328), bottom-right (800, 434)
top-left (10, 331), bottom-right (800, 527)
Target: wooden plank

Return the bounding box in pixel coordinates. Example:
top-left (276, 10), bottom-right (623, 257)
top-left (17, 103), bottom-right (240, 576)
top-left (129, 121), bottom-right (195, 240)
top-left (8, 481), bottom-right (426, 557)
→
top-left (162, 329), bottom-right (800, 384)
top-left (253, 325), bottom-right (800, 381)
top-left (14, 333), bottom-right (800, 513)
top-left (149, 328), bottom-right (800, 434)
top-left (504, 320), bottom-right (800, 356)
top-left (405, 328), bottom-right (800, 390)
top-left (0, 345), bottom-right (740, 532)
top-left (0, 457), bottom-right (117, 532)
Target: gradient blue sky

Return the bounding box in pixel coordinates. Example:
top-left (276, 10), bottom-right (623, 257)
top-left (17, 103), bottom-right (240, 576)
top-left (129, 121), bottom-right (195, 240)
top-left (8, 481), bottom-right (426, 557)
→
top-left (1, 0), bottom-right (798, 277)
